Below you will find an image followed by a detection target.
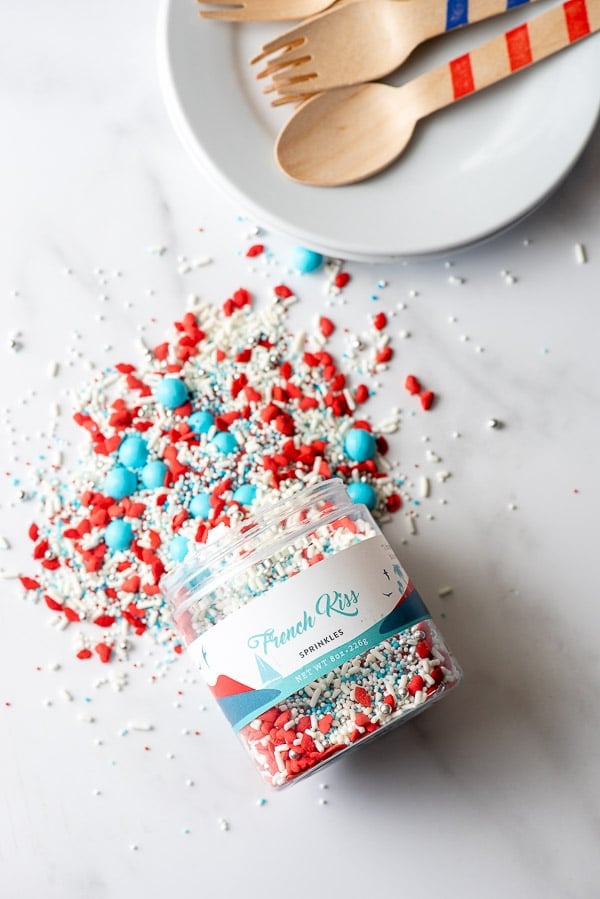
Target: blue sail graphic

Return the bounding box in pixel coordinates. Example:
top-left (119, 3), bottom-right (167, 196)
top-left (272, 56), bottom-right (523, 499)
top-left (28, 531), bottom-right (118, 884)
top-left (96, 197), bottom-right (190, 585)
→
top-left (254, 653), bottom-right (281, 684)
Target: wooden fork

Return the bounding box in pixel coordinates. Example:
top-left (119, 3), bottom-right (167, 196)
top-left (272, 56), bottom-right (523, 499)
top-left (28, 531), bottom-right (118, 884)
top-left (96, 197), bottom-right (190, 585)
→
top-left (253, 0), bottom-right (544, 102)
top-left (197, 0), bottom-right (338, 21)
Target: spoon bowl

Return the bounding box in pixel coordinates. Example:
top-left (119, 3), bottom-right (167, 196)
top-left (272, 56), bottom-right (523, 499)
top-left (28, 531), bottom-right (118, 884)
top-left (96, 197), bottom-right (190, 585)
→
top-left (275, 84), bottom-right (416, 186)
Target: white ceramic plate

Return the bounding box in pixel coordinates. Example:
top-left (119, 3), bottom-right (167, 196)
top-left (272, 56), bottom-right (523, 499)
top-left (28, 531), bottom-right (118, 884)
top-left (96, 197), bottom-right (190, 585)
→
top-left (158, 0), bottom-right (600, 261)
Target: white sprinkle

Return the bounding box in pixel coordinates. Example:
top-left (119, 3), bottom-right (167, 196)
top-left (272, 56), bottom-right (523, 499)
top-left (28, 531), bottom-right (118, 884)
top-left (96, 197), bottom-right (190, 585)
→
top-left (574, 242), bottom-right (587, 264)
top-left (406, 515), bottom-right (417, 535)
top-left (47, 361), bottom-right (60, 378)
top-left (419, 476), bottom-right (430, 498)
top-left (128, 721), bottom-right (154, 731)
top-left (60, 688), bottom-right (74, 702)
top-left (438, 586), bottom-right (453, 598)
top-left (448, 275), bottom-right (464, 286)
top-left (0, 536), bottom-right (10, 550)
top-left (218, 818), bottom-right (230, 832)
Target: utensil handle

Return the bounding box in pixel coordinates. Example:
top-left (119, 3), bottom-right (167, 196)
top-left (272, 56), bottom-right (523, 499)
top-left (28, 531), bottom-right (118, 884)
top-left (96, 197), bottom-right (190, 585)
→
top-left (444, 0), bottom-right (535, 32)
top-left (415, 0), bottom-right (600, 119)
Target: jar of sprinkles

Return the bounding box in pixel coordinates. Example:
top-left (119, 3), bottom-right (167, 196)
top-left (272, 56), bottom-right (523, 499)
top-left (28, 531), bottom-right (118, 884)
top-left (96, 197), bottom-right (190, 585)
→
top-left (163, 479), bottom-right (462, 788)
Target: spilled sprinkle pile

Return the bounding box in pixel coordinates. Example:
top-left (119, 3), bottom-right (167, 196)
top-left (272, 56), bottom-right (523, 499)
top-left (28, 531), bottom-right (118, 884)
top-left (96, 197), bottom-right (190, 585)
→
top-left (20, 284), bottom-right (430, 669)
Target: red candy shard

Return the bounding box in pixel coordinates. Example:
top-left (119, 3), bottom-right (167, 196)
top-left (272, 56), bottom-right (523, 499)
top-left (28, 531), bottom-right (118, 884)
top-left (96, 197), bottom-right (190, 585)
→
top-left (94, 614), bottom-right (116, 628)
top-left (318, 714), bottom-right (334, 734)
top-left (246, 244), bottom-right (264, 257)
top-left (28, 523), bottom-right (39, 542)
top-left (416, 639), bottom-right (431, 659)
top-left (376, 346), bottom-right (393, 364)
top-left (420, 390), bottom-right (435, 411)
top-left (373, 311), bottom-right (388, 330)
top-left (354, 712), bottom-right (372, 727)
top-left (407, 675), bottom-right (424, 696)
top-left (76, 649), bottom-right (92, 660)
top-left (274, 284), bottom-right (293, 299)
top-left (354, 384), bottom-right (369, 404)
top-left (95, 642), bottom-right (112, 663)
top-left (386, 493), bottom-right (402, 513)
top-left (63, 607), bottom-right (80, 622)
top-left (334, 272), bottom-right (350, 289)
top-left (44, 595), bottom-right (63, 611)
top-left (319, 316), bottom-right (335, 338)
top-left (404, 374), bottom-right (421, 395)
top-left (354, 686), bottom-right (372, 707)
top-left (19, 576), bottom-right (41, 591)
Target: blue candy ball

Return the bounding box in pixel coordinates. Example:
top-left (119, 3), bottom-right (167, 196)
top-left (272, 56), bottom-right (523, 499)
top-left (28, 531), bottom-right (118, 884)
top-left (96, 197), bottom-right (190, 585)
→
top-left (118, 435), bottom-right (148, 470)
top-left (104, 466), bottom-right (137, 500)
top-left (155, 377), bottom-right (189, 409)
top-left (212, 431), bottom-right (238, 455)
top-left (189, 493), bottom-right (211, 519)
top-left (346, 481), bottom-right (377, 510)
top-left (105, 518), bottom-right (134, 552)
top-left (343, 427), bottom-right (377, 462)
top-left (188, 410), bottom-right (215, 434)
top-left (293, 246), bottom-right (323, 274)
top-left (140, 460), bottom-right (168, 490)
top-left (233, 484), bottom-right (257, 507)
top-left (169, 535), bottom-right (189, 562)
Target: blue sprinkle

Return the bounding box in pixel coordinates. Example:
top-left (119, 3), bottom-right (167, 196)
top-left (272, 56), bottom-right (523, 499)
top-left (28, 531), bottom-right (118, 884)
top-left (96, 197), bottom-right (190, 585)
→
top-left (233, 484), bottom-right (257, 506)
top-left (343, 428), bottom-right (376, 462)
top-left (346, 482), bottom-right (377, 510)
top-left (118, 436), bottom-right (149, 470)
top-left (292, 246), bottom-right (323, 274)
top-left (169, 536), bottom-right (189, 562)
top-left (155, 378), bottom-right (189, 409)
top-left (188, 410), bottom-right (215, 434)
top-left (212, 431), bottom-right (238, 455)
top-left (140, 460), bottom-right (168, 490)
top-left (104, 466), bottom-right (137, 500)
top-left (105, 518), bottom-right (134, 551)
top-left (189, 493), bottom-right (211, 519)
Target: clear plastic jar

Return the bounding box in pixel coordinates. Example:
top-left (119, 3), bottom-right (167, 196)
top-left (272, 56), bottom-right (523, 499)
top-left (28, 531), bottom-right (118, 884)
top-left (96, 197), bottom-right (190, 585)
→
top-left (163, 479), bottom-right (462, 788)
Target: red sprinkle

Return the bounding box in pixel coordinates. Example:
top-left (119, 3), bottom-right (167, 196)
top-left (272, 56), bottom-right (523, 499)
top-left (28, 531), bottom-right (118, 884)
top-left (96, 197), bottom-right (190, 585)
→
top-left (246, 244), bottom-right (264, 257)
top-left (354, 686), bottom-right (372, 707)
top-left (373, 311), bottom-right (388, 330)
top-left (95, 642), bottom-right (112, 663)
top-left (420, 390), bottom-right (435, 411)
top-left (407, 675), bottom-right (424, 696)
top-left (319, 316), bottom-right (335, 338)
top-left (404, 374), bottom-right (421, 395)
top-left (334, 272), bottom-right (351, 289)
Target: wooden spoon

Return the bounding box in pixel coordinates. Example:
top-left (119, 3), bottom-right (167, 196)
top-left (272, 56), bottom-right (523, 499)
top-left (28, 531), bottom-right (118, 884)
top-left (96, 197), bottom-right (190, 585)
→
top-left (276, 0), bottom-right (600, 185)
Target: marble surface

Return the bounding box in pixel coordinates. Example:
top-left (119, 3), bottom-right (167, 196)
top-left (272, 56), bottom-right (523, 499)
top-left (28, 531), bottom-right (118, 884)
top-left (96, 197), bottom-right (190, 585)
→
top-left (1, 2), bottom-right (600, 898)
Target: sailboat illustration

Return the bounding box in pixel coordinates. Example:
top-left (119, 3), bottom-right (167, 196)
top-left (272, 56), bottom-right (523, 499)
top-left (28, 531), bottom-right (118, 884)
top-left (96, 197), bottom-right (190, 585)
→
top-left (254, 653), bottom-right (281, 685)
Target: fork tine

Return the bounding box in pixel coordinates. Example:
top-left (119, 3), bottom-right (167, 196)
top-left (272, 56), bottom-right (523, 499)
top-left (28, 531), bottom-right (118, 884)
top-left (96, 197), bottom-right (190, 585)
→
top-left (256, 54), bottom-right (311, 80)
top-left (199, 8), bottom-right (252, 20)
top-left (251, 30), bottom-right (306, 65)
top-left (271, 92), bottom-right (314, 108)
top-left (271, 71), bottom-right (316, 88)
